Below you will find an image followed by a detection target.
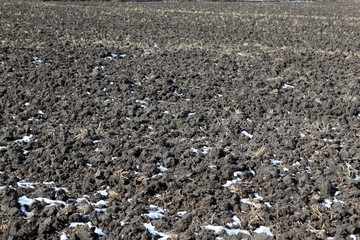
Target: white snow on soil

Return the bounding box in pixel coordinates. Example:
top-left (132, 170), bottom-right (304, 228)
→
top-left (254, 226), bottom-right (274, 237)
top-left (136, 98), bottom-right (148, 108)
top-left (270, 159), bottom-right (283, 166)
top-left (151, 173), bottom-right (163, 178)
top-left (10, 179), bottom-right (109, 238)
top-left (17, 180), bottom-right (38, 189)
top-left (349, 234), bottom-right (357, 240)
top-left (345, 163), bottom-right (360, 180)
top-left (143, 49), bottom-right (152, 55)
top-left (18, 196), bottom-right (35, 216)
top-left (69, 222), bottom-right (106, 238)
top-left (18, 195), bottom-right (68, 216)
top-left (174, 90), bottom-right (182, 96)
top-left (201, 146), bottom-right (212, 154)
top-left (254, 193), bottom-right (263, 200)
top-left (191, 146), bottom-right (212, 155)
top-left (97, 190), bottom-right (108, 196)
top-left (223, 178), bottom-right (242, 187)
top-left (97, 187), bottom-right (110, 196)
top-left (33, 197), bottom-right (67, 206)
top-left (203, 225), bottom-right (251, 236)
top-left (93, 200), bottom-right (108, 207)
top-left (240, 198), bottom-right (258, 207)
top-left (54, 187), bottom-right (70, 193)
top-left (233, 171), bottom-right (244, 177)
top-left (191, 148), bottom-right (199, 153)
top-left (60, 232), bottom-right (68, 240)
top-left (241, 131), bottom-right (253, 139)
top-left (142, 205), bottom-right (168, 219)
top-left (282, 84), bottom-right (295, 89)
top-left (144, 223), bottom-right (172, 240)
top-left (226, 216), bottom-right (241, 228)
top-left (105, 53), bottom-right (117, 60)
top-left (32, 57), bottom-right (42, 64)
top-left (224, 171), bottom-right (247, 187)
top-left (322, 198), bottom-right (345, 208)
top-left (158, 166), bottom-right (168, 172)
top-left (249, 167), bottom-right (256, 176)
top-left (15, 135), bottom-right (33, 143)
top-left (177, 211), bottom-right (187, 217)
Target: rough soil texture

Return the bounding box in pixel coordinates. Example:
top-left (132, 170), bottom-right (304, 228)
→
top-left (1, 1), bottom-right (360, 239)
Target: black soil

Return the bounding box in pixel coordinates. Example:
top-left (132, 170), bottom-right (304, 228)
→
top-left (1, 1), bottom-right (360, 239)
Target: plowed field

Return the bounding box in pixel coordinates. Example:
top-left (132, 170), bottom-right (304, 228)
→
top-left (1, 1), bottom-right (360, 239)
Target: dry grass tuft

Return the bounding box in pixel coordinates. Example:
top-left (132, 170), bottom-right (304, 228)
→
top-left (248, 205), bottom-right (265, 225)
top-left (0, 219), bottom-right (10, 231)
top-left (306, 224), bottom-right (326, 239)
top-left (112, 168), bottom-right (130, 179)
top-left (311, 205), bottom-right (322, 219)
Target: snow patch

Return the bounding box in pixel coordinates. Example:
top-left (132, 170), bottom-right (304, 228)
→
top-left (233, 171), bottom-right (244, 177)
top-left (34, 197), bottom-right (67, 206)
top-left (105, 53), bottom-right (118, 60)
top-left (226, 216), bottom-right (241, 228)
top-left (60, 232), bottom-right (68, 240)
top-left (240, 198), bottom-right (258, 207)
top-left (17, 180), bottom-right (38, 189)
top-left (203, 225), bottom-right (251, 236)
top-left (15, 135), bottom-right (33, 143)
top-left (174, 90), bottom-right (182, 96)
top-left (270, 159), bottom-right (283, 166)
top-left (43, 181), bottom-right (55, 185)
top-left (177, 211), bottom-right (187, 217)
top-left (249, 167), bottom-right (256, 176)
top-left (191, 148), bottom-right (198, 154)
top-left (18, 195), bottom-right (67, 216)
top-left (69, 222), bottom-right (106, 238)
top-left (93, 200), bottom-right (107, 207)
top-left (254, 226), bottom-right (274, 237)
top-left (18, 196), bottom-right (35, 216)
top-left (32, 57), bottom-right (42, 64)
top-left (157, 165), bottom-right (168, 172)
top-left (144, 223), bottom-right (171, 240)
top-left (282, 84), bottom-right (295, 89)
top-left (143, 205), bottom-right (168, 219)
top-left (223, 178), bottom-right (241, 187)
top-left (201, 146), bottom-right (212, 154)
top-left (241, 131), bottom-right (253, 139)
top-left (97, 190), bottom-right (108, 196)
top-left (350, 234), bottom-right (357, 240)
top-left (322, 198), bottom-right (344, 208)
top-left (143, 49), bottom-right (152, 55)
top-left (254, 193), bottom-right (263, 200)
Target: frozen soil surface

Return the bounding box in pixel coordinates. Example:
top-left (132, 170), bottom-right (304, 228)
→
top-left (1, 1), bottom-right (360, 239)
